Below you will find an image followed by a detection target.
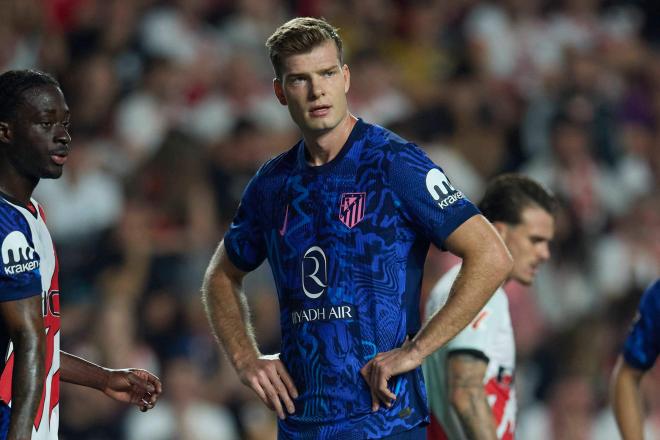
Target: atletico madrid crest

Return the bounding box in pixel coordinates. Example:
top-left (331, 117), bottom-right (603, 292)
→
top-left (339, 192), bottom-right (366, 229)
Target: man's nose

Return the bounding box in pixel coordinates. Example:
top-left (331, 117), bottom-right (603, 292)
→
top-left (54, 123), bottom-right (70, 145)
top-left (309, 77), bottom-right (325, 99)
top-left (538, 243), bottom-right (551, 261)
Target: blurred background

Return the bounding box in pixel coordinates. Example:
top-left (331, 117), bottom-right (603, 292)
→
top-left (2, 0), bottom-right (660, 438)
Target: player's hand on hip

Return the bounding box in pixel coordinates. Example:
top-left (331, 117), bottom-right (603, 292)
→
top-left (360, 338), bottom-right (422, 412)
top-left (239, 353), bottom-right (298, 419)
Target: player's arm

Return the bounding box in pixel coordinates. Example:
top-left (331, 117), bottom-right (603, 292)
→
top-left (362, 215), bottom-right (512, 409)
top-left (0, 295), bottom-right (46, 439)
top-left (611, 355), bottom-right (646, 440)
top-left (60, 352), bottom-right (161, 412)
top-left (447, 352), bottom-right (498, 440)
top-left (416, 215), bottom-right (512, 357)
top-left (201, 240), bottom-right (298, 419)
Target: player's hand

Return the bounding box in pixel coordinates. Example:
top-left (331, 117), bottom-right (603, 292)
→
top-left (102, 368), bottom-right (162, 412)
top-left (360, 338), bottom-right (423, 412)
top-left (238, 353), bottom-right (298, 420)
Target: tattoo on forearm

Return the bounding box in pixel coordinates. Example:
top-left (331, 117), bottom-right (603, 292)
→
top-left (448, 353), bottom-right (497, 440)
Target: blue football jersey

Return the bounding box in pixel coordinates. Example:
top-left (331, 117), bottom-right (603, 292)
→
top-left (224, 119), bottom-right (479, 439)
top-left (623, 279), bottom-right (660, 371)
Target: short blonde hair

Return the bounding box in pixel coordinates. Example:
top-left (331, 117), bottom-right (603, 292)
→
top-left (265, 17), bottom-right (343, 79)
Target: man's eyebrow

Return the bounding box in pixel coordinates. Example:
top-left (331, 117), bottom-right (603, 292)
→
top-left (36, 108), bottom-right (70, 116)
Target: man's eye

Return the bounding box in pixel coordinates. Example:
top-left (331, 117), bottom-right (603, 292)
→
top-left (324, 70), bottom-right (336, 77)
top-left (40, 122), bottom-right (53, 128)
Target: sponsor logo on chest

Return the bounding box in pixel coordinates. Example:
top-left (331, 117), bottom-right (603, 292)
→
top-left (292, 245), bottom-right (356, 325)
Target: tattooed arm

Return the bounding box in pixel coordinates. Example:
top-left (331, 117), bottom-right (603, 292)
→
top-left (447, 352), bottom-right (498, 440)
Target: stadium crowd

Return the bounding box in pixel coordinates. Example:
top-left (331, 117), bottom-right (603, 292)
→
top-left (2, 0), bottom-right (659, 438)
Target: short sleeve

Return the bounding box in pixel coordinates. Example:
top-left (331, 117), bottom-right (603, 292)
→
top-left (0, 206), bottom-right (42, 301)
top-left (445, 302), bottom-right (497, 362)
top-left (223, 173), bottom-right (267, 272)
top-left (622, 280), bottom-right (660, 371)
top-left (387, 143), bottom-right (479, 249)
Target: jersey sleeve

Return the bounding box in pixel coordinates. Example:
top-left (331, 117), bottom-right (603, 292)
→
top-left (386, 143), bottom-right (479, 249)
top-left (445, 300), bottom-right (498, 362)
top-left (223, 172), bottom-right (267, 272)
top-left (0, 205), bottom-right (42, 301)
top-left (622, 280), bottom-right (660, 371)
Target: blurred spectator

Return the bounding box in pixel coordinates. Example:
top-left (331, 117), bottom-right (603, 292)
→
top-left (35, 141), bottom-right (123, 245)
top-left (219, 0), bottom-right (286, 74)
top-left (518, 374), bottom-right (598, 440)
top-left (523, 116), bottom-right (620, 233)
top-left (594, 195), bottom-right (660, 298)
top-left (465, 0), bottom-right (560, 96)
top-left (348, 49), bottom-right (414, 126)
top-left (140, 0), bottom-right (225, 65)
top-left (115, 57), bottom-right (187, 170)
top-left (124, 357), bottom-right (240, 440)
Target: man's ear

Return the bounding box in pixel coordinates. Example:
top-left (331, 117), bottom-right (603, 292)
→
top-left (273, 78), bottom-right (287, 105)
top-left (0, 122), bottom-right (11, 144)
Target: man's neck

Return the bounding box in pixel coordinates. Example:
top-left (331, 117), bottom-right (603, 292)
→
top-left (303, 114), bottom-right (357, 166)
top-left (0, 164), bottom-right (38, 205)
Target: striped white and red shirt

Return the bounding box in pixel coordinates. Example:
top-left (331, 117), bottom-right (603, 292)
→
top-left (423, 264), bottom-right (516, 440)
top-left (0, 193), bottom-right (60, 439)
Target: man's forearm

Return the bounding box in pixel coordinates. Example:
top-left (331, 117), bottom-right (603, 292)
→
top-left (8, 335), bottom-right (45, 439)
top-left (413, 250), bottom-right (510, 359)
top-left (411, 216), bottom-right (511, 360)
top-left (612, 356), bottom-right (645, 440)
top-left (453, 387), bottom-right (498, 440)
top-left (448, 354), bottom-right (498, 440)
top-left (201, 243), bottom-right (259, 370)
top-left (60, 351), bottom-right (110, 390)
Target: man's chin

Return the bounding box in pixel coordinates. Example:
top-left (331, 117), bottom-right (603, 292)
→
top-left (513, 275), bottom-right (534, 286)
top-left (42, 168), bottom-right (64, 179)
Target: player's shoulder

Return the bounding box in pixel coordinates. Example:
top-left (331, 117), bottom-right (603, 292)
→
top-left (0, 195), bottom-right (32, 235)
top-left (255, 143), bottom-right (299, 178)
top-left (360, 120), bottom-right (436, 175)
top-left (361, 120), bottom-right (412, 149)
top-left (362, 121), bottom-right (428, 162)
top-left (639, 279), bottom-right (660, 313)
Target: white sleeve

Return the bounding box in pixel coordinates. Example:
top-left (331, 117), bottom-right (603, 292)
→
top-left (445, 291), bottom-right (505, 360)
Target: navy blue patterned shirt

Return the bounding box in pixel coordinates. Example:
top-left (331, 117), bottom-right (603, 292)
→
top-left (224, 119), bottom-right (479, 439)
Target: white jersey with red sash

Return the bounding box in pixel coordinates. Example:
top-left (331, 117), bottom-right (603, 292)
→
top-left (422, 264), bottom-right (516, 440)
top-left (0, 194), bottom-right (60, 439)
